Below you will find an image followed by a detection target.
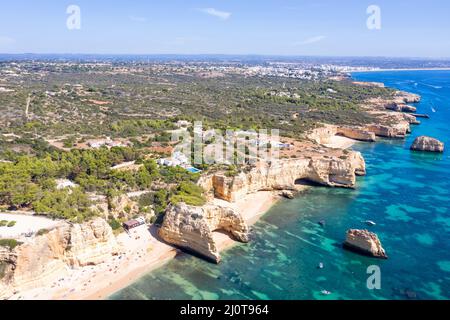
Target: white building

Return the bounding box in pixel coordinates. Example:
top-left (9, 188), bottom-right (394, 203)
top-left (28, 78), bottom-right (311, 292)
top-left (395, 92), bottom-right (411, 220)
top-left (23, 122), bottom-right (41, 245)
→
top-left (56, 179), bottom-right (77, 190)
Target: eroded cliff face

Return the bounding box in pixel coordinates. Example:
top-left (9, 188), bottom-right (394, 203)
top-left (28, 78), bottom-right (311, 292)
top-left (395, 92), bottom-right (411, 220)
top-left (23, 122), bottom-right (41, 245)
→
top-left (336, 127), bottom-right (376, 142)
top-left (202, 151), bottom-right (366, 203)
top-left (365, 122), bottom-right (410, 139)
top-left (394, 91), bottom-right (421, 104)
top-left (159, 203), bottom-right (249, 263)
top-left (0, 218), bottom-right (119, 298)
top-left (91, 194), bottom-right (140, 221)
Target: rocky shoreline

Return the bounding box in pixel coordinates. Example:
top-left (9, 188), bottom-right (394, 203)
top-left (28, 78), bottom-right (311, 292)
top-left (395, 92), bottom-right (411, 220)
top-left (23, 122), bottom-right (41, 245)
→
top-left (0, 83), bottom-right (427, 300)
top-left (156, 89), bottom-right (425, 264)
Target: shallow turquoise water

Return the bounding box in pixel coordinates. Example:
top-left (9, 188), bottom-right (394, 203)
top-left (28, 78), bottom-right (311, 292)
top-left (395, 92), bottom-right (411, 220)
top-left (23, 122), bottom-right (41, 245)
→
top-left (111, 71), bottom-right (450, 300)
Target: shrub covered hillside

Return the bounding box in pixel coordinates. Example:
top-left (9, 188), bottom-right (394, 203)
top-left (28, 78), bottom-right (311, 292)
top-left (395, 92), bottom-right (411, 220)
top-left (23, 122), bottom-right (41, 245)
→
top-left (0, 147), bottom-right (204, 222)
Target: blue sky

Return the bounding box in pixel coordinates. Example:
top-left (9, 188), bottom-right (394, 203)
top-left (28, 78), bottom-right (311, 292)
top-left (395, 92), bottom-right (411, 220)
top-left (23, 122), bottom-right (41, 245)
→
top-left (1, 0), bottom-right (449, 57)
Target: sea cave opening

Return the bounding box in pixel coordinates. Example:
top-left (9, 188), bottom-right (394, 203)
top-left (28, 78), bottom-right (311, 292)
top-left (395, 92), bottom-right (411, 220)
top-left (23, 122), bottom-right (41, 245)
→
top-left (294, 178), bottom-right (324, 187)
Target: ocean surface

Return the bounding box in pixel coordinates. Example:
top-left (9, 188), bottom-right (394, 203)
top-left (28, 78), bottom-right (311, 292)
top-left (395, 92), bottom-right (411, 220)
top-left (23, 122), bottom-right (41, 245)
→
top-left (111, 71), bottom-right (450, 300)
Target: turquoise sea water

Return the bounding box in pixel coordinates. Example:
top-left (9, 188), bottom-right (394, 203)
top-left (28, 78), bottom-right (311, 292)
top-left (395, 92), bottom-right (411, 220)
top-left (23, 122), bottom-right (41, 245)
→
top-left (111, 71), bottom-right (450, 300)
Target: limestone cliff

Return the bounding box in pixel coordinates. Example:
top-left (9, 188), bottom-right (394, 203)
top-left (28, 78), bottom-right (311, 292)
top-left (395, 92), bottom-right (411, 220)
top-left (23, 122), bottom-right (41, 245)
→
top-left (365, 122), bottom-right (410, 139)
top-left (91, 194), bottom-right (140, 221)
top-left (386, 104), bottom-right (417, 113)
top-left (0, 218), bottom-right (119, 299)
top-left (202, 152), bottom-right (365, 203)
top-left (306, 124), bottom-right (377, 144)
top-left (336, 127), bottom-right (376, 142)
top-left (394, 91), bottom-right (421, 104)
top-left (159, 203), bottom-right (249, 263)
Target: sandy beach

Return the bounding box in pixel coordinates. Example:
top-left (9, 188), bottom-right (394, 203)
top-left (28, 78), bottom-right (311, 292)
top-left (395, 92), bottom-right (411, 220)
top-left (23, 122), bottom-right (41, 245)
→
top-left (10, 191), bottom-right (281, 300)
top-left (324, 135), bottom-right (357, 150)
top-left (0, 213), bottom-right (63, 239)
top-left (9, 137), bottom-right (357, 301)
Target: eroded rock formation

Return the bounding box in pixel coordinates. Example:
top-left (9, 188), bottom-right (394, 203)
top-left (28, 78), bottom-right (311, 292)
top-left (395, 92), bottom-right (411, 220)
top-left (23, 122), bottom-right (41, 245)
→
top-left (394, 91), bottom-right (421, 104)
top-left (91, 194), bottom-right (140, 221)
top-left (159, 203), bottom-right (249, 263)
top-left (365, 122), bottom-right (410, 139)
top-left (411, 136), bottom-right (445, 153)
top-left (343, 229), bottom-right (387, 259)
top-left (336, 127), bottom-right (376, 142)
top-left (0, 218), bottom-right (119, 298)
top-left (204, 152), bottom-right (365, 203)
top-left (386, 103), bottom-right (417, 113)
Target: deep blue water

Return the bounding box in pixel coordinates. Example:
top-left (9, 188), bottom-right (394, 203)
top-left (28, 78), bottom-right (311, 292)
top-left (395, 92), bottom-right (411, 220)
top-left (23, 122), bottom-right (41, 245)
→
top-left (111, 71), bottom-right (450, 300)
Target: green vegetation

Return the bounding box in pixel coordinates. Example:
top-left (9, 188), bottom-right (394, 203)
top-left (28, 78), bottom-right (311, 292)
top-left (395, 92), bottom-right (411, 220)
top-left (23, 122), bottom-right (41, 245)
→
top-left (170, 182), bottom-right (207, 207)
top-left (7, 221), bottom-right (16, 228)
top-left (62, 136), bottom-right (77, 148)
top-left (33, 188), bottom-right (94, 223)
top-left (0, 61), bottom-right (397, 224)
top-left (0, 147), bottom-right (203, 222)
top-left (0, 64), bottom-right (393, 141)
top-left (0, 220), bottom-right (16, 228)
top-left (108, 218), bottom-right (122, 230)
top-left (111, 119), bottom-right (176, 137)
top-left (0, 239), bottom-right (22, 250)
top-left (0, 261), bottom-right (7, 279)
top-left (36, 229), bottom-right (50, 236)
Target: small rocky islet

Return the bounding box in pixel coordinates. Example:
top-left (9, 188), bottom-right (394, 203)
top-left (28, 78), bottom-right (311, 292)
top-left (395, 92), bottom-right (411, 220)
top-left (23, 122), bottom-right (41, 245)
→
top-left (410, 136), bottom-right (445, 153)
top-left (343, 229), bottom-right (388, 259)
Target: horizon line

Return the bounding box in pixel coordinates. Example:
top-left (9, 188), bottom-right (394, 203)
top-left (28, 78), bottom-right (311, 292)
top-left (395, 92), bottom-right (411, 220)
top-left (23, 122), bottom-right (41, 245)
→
top-left (1, 53), bottom-right (450, 60)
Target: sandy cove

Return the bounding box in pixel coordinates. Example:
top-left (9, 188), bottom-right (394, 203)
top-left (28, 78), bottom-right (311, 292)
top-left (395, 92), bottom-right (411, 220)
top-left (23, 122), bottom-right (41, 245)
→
top-left (8, 190), bottom-right (282, 300)
top-left (10, 137), bottom-right (357, 301)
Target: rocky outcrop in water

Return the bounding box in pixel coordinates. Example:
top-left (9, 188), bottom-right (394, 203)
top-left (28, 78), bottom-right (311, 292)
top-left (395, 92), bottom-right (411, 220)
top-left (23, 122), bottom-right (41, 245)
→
top-left (343, 229), bottom-right (387, 259)
top-left (386, 104), bottom-right (417, 113)
top-left (410, 136), bottom-right (445, 153)
top-left (402, 113), bottom-right (420, 125)
top-left (159, 203), bottom-right (249, 263)
top-left (394, 91), bottom-right (421, 104)
top-left (280, 190), bottom-right (295, 199)
top-left (0, 218), bottom-right (119, 298)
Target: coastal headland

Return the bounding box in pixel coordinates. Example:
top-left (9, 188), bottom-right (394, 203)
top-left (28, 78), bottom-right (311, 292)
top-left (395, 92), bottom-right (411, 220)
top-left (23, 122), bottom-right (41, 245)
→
top-left (0, 80), bottom-right (424, 300)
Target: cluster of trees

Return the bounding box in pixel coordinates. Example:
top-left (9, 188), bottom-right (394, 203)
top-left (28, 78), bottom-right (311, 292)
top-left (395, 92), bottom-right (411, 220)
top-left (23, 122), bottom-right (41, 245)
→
top-left (0, 220), bottom-right (16, 227)
top-left (169, 182), bottom-right (206, 207)
top-left (0, 239), bottom-right (22, 251)
top-left (110, 119), bottom-right (176, 137)
top-left (0, 145), bottom-right (205, 222)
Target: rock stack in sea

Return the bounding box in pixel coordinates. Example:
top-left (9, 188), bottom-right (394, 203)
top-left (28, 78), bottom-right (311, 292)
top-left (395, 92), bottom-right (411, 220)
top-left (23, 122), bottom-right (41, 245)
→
top-left (159, 203), bottom-right (249, 264)
top-left (280, 190), bottom-right (295, 199)
top-left (343, 229), bottom-right (388, 259)
top-left (410, 136), bottom-right (445, 153)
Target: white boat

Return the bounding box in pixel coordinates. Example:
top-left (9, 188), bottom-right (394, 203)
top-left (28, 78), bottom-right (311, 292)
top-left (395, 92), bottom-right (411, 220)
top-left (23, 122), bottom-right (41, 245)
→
top-left (318, 263), bottom-right (324, 269)
top-left (364, 220), bottom-right (377, 227)
top-left (321, 290), bottom-right (332, 296)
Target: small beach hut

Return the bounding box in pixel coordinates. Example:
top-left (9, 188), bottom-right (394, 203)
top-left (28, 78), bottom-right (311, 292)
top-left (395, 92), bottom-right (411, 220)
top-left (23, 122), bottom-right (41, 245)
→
top-left (123, 218), bottom-right (145, 231)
